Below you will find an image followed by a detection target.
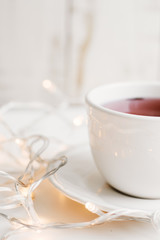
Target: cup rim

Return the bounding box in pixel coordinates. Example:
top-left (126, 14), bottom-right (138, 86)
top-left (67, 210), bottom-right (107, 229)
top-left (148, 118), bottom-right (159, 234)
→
top-left (85, 82), bottom-right (160, 121)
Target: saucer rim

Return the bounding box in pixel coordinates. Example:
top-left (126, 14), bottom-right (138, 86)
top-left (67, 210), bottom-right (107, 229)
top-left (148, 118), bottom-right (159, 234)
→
top-left (48, 145), bottom-right (160, 215)
top-left (48, 147), bottom-right (122, 212)
top-left (49, 169), bottom-right (121, 212)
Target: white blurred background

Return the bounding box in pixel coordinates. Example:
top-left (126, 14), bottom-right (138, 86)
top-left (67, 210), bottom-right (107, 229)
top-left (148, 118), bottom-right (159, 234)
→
top-left (0, 0), bottom-right (160, 104)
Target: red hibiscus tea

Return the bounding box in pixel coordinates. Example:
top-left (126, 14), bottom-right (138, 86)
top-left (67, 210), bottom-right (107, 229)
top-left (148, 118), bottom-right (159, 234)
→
top-left (103, 98), bottom-right (160, 117)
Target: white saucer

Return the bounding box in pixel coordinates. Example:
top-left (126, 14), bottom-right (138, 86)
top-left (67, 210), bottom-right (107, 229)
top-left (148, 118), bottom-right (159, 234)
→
top-left (49, 145), bottom-right (160, 214)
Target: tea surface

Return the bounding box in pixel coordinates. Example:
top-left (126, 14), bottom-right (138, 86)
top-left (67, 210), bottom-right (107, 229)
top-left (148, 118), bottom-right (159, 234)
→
top-left (103, 98), bottom-right (160, 116)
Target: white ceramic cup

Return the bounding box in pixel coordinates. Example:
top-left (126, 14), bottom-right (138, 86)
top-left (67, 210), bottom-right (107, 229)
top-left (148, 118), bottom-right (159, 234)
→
top-left (86, 82), bottom-right (160, 199)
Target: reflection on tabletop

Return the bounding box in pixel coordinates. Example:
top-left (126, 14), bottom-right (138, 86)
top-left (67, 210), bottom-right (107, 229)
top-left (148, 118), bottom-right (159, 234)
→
top-left (34, 179), bottom-right (96, 224)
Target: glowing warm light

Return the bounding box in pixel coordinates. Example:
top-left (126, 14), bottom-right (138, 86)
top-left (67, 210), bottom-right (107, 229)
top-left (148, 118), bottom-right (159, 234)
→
top-left (59, 144), bottom-right (68, 152)
top-left (42, 79), bottom-right (52, 89)
top-left (85, 202), bottom-right (98, 213)
top-left (42, 80), bottom-right (56, 93)
top-left (73, 115), bottom-right (84, 126)
top-left (20, 186), bottom-right (30, 197)
top-left (114, 152), bottom-right (118, 157)
top-left (19, 184), bottom-right (34, 199)
top-left (98, 130), bottom-right (102, 138)
top-left (85, 202), bottom-right (104, 217)
top-left (15, 138), bottom-right (24, 147)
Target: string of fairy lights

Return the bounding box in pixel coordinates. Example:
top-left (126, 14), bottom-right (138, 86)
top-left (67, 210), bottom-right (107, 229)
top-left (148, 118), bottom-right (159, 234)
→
top-left (0, 81), bottom-right (160, 239)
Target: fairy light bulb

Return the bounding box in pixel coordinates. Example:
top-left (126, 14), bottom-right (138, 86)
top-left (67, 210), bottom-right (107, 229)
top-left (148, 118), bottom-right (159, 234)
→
top-left (20, 186), bottom-right (30, 197)
top-left (73, 115), bottom-right (84, 127)
top-left (15, 138), bottom-right (24, 147)
top-left (42, 80), bottom-right (57, 93)
top-left (85, 202), bottom-right (104, 216)
top-left (85, 202), bottom-right (98, 213)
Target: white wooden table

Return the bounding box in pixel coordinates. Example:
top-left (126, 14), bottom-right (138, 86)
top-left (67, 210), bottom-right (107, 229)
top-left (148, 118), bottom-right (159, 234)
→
top-left (0, 103), bottom-right (159, 239)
